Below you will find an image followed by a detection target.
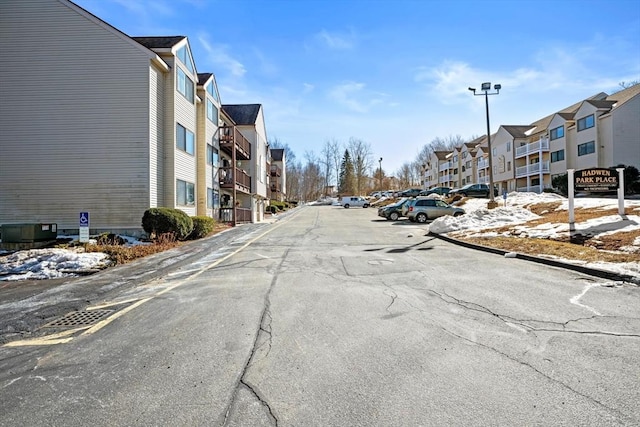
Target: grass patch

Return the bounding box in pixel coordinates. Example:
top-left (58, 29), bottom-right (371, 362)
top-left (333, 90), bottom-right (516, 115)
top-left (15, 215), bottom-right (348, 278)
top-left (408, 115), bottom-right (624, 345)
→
top-left (455, 201), bottom-right (640, 263)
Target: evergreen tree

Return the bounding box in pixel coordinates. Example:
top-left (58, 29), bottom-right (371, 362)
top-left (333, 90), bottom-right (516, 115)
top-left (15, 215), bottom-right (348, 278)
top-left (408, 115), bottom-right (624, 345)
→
top-left (338, 149), bottom-right (355, 194)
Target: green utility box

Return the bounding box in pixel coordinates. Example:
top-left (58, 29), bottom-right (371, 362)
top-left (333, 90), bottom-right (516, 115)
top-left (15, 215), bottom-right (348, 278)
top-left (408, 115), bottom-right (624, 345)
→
top-left (1, 223), bottom-right (58, 243)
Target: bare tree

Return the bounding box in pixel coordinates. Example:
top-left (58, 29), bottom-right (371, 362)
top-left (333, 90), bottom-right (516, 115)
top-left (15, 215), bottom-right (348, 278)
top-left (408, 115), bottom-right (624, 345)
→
top-left (320, 139), bottom-right (341, 195)
top-left (347, 137), bottom-right (373, 195)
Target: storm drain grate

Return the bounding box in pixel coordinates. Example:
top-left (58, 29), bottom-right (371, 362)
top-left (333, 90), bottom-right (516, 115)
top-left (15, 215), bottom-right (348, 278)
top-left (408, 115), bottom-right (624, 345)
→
top-left (43, 310), bottom-right (114, 328)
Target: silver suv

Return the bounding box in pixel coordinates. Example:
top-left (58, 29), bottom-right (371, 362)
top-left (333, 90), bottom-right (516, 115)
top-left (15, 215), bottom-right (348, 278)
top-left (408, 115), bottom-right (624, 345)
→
top-left (407, 198), bottom-right (465, 223)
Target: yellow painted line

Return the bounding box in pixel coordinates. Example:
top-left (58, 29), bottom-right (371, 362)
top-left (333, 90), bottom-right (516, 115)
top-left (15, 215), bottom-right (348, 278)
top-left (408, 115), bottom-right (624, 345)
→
top-left (3, 213), bottom-right (295, 348)
top-left (82, 297), bottom-right (152, 335)
top-left (4, 326), bottom-right (89, 347)
top-left (86, 297), bottom-right (143, 310)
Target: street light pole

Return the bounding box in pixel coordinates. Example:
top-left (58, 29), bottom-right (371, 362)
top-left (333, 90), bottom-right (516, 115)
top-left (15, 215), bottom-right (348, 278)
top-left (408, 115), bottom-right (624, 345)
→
top-left (378, 157), bottom-right (383, 191)
top-left (469, 82), bottom-right (501, 208)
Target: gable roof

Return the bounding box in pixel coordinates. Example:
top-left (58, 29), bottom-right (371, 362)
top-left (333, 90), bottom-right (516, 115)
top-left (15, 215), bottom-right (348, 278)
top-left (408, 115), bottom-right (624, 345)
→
top-left (271, 148), bottom-right (284, 161)
top-left (501, 125), bottom-right (533, 138)
top-left (197, 73), bottom-right (212, 85)
top-left (586, 99), bottom-right (617, 110)
top-left (132, 36), bottom-right (186, 49)
top-left (222, 104), bottom-right (261, 125)
top-left (606, 83), bottom-right (640, 107)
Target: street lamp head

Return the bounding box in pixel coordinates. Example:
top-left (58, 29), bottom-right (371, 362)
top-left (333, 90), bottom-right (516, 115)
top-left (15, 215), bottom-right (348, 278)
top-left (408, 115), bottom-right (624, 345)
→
top-left (379, 157), bottom-right (383, 162)
top-left (468, 87), bottom-right (476, 92)
top-left (481, 82), bottom-right (491, 91)
top-left (494, 84), bottom-right (502, 91)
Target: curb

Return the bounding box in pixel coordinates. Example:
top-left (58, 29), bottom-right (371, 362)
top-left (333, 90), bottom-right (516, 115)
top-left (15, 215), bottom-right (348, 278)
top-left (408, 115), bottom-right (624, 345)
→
top-left (428, 231), bottom-right (640, 285)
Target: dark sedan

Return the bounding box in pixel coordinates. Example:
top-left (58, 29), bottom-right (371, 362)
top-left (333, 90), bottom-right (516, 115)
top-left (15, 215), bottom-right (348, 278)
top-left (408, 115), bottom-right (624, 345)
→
top-left (449, 183), bottom-right (498, 198)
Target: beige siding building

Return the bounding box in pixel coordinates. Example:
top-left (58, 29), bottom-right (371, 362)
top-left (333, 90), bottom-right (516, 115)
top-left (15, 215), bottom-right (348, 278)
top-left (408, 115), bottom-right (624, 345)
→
top-left (0, 0), bottom-right (274, 235)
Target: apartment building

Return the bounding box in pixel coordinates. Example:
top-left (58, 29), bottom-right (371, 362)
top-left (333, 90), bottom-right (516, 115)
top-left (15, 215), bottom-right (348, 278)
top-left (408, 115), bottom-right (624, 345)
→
top-left (423, 85), bottom-right (639, 195)
top-left (270, 149), bottom-right (287, 202)
top-left (221, 104), bottom-right (270, 223)
top-left (0, 0), bottom-right (275, 234)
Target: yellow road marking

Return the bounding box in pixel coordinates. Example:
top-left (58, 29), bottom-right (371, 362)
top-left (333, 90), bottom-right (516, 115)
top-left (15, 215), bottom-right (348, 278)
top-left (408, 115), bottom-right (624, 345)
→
top-left (3, 213), bottom-right (295, 348)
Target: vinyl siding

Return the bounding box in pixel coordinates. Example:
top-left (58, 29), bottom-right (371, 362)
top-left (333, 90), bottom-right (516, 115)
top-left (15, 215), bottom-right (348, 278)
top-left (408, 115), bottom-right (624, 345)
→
top-left (0, 0), bottom-right (155, 232)
top-left (149, 65), bottom-right (165, 208)
top-left (611, 95), bottom-right (640, 169)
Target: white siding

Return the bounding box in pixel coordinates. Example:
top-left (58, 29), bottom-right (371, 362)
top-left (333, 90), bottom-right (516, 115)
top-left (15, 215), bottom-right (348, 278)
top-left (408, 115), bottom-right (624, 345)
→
top-left (0, 0), bottom-right (156, 233)
top-left (149, 65), bottom-right (165, 208)
top-left (611, 95), bottom-right (640, 169)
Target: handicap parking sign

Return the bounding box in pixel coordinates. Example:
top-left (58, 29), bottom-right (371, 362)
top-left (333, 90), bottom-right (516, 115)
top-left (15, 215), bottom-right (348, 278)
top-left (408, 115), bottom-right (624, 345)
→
top-left (79, 212), bottom-right (89, 227)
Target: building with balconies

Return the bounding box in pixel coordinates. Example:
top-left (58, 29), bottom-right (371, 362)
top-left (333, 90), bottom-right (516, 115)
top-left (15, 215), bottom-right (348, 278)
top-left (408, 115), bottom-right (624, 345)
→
top-left (221, 104), bottom-right (269, 224)
top-left (270, 149), bottom-right (286, 202)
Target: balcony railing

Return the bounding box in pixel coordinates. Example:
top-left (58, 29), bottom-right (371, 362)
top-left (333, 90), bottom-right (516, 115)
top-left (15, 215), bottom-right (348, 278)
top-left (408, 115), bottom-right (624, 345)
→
top-left (478, 175), bottom-right (489, 184)
top-left (439, 174), bottom-right (453, 183)
top-left (515, 161), bottom-right (550, 178)
top-left (219, 126), bottom-right (251, 160)
top-left (477, 158), bottom-right (489, 170)
top-left (219, 166), bottom-right (251, 193)
top-left (219, 207), bottom-right (251, 224)
top-left (270, 164), bottom-right (282, 177)
top-left (439, 161), bottom-right (453, 172)
top-left (515, 137), bottom-right (549, 158)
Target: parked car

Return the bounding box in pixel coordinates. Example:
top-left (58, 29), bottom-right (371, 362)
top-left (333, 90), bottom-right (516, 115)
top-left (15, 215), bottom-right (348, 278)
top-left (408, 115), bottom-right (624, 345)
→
top-left (377, 198), bottom-right (411, 221)
top-left (419, 186), bottom-right (451, 196)
top-left (449, 183), bottom-right (498, 198)
top-left (400, 188), bottom-right (423, 197)
top-left (406, 198), bottom-right (465, 223)
top-left (341, 196), bottom-right (370, 208)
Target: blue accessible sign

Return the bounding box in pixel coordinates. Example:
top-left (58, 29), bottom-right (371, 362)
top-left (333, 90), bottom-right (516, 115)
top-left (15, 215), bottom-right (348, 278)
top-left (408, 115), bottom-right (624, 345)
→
top-left (79, 212), bottom-right (90, 243)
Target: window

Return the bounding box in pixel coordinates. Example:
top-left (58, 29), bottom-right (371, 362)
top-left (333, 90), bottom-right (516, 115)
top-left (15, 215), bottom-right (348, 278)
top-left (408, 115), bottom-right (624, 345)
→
top-left (507, 142), bottom-right (511, 152)
top-left (492, 148), bottom-right (497, 156)
top-left (578, 141), bottom-right (595, 156)
top-left (176, 179), bottom-right (195, 206)
top-left (206, 81), bottom-right (220, 103)
top-left (207, 99), bottom-right (218, 124)
top-left (453, 155), bottom-right (458, 162)
top-left (207, 188), bottom-right (219, 209)
top-left (577, 114), bottom-right (594, 131)
top-left (176, 123), bottom-right (194, 155)
top-left (177, 67), bottom-right (194, 102)
top-left (465, 160), bottom-right (472, 169)
top-left (207, 144), bottom-right (218, 166)
top-left (177, 45), bottom-right (194, 73)
top-left (551, 149), bottom-right (565, 162)
top-left (550, 125), bottom-right (564, 140)
top-left (507, 161), bottom-right (511, 171)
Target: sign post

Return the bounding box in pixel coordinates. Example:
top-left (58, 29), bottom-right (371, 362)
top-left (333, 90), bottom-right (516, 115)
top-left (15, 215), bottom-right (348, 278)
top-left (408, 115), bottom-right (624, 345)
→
top-left (79, 212), bottom-right (90, 243)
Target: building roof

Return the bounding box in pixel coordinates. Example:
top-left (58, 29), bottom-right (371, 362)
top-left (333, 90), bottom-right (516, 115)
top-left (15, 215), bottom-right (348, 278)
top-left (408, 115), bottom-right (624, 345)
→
top-left (222, 104), bottom-right (262, 125)
top-left (271, 148), bottom-right (284, 161)
top-left (132, 36), bottom-right (186, 49)
top-left (197, 73), bottom-right (212, 85)
top-left (606, 83), bottom-right (640, 107)
top-left (586, 100), bottom-right (617, 109)
top-left (526, 92), bottom-right (607, 136)
top-left (501, 125), bottom-right (533, 138)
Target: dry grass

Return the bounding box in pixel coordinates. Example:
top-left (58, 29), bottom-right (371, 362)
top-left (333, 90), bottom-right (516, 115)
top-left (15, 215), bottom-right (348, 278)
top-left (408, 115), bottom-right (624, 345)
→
top-left (454, 201), bottom-right (640, 263)
top-left (83, 222), bottom-right (231, 265)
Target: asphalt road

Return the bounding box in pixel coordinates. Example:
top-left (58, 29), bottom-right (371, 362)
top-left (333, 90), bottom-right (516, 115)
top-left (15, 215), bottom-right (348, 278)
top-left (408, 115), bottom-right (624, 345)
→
top-left (0, 205), bottom-right (639, 426)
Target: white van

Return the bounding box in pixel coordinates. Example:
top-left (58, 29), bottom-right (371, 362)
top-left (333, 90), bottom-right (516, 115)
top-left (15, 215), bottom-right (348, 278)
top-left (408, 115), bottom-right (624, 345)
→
top-left (341, 196), bottom-right (370, 208)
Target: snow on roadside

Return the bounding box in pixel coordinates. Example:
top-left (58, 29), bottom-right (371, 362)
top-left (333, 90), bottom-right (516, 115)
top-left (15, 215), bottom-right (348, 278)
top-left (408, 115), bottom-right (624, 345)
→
top-left (0, 248), bottom-right (112, 281)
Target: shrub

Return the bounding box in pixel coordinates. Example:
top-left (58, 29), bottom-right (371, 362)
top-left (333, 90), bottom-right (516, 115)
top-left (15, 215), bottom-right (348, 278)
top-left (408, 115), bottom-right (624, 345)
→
top-left (269, 205), bottom-right (277, 214)
top-left (188, 216), bottom-right (216, 239)
top-left (142, 208), bottom-right (193, 240)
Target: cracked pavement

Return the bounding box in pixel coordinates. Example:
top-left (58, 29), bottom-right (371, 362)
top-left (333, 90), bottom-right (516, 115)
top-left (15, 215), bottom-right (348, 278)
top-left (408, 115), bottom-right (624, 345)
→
top-left (1, 206), bottom-right (638, 426)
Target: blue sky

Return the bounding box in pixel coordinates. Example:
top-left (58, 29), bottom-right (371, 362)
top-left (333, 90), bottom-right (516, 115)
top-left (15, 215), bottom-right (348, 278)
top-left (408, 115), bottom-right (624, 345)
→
top-left (74, 0), bottom-right (640, 174)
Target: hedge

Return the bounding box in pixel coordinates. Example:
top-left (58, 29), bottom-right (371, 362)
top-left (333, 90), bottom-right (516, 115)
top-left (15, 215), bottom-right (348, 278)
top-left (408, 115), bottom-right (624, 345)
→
top-left (142, 208), bottom-right (193, 240)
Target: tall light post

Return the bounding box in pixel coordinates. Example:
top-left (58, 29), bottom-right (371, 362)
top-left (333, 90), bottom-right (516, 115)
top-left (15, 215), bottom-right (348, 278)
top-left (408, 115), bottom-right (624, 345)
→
top-left (469, 82), bottom-right (501, 208)
top-left (378, 157), bottom-right (383, 191)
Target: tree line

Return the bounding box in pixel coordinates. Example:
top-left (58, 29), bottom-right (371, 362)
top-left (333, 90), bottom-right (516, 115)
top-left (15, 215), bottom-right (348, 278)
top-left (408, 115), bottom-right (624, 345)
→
top-left (270, 134), bottom-right (477, 202)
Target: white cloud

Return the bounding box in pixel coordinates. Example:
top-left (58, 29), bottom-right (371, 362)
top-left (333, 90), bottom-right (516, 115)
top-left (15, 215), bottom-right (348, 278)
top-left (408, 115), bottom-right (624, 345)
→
top-left (315, 29), bottom-right (356, 50)
top-left (328, 82), bottom-right (385, 113)
top-left (198, 34), bottom-right (246, 78)
top-left (303, 83), bottom-right (315, 93)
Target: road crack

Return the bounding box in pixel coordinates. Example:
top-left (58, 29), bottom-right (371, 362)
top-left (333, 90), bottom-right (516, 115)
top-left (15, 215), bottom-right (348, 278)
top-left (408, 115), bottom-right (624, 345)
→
top-left (222, 249), bottom-right (289, 426)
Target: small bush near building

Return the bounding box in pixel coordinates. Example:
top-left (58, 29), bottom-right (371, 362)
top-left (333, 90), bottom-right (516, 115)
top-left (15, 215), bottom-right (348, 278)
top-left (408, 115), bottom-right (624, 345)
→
top-left (270, 201), bottom-right (287, 211)
top-left (189, 216), bottom-right (216, 239)
top-left (142, 208), bottom-right (193, 240)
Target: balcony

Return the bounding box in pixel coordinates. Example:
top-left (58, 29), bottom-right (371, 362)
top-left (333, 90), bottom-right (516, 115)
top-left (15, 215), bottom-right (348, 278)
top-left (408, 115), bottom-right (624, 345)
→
top-left (219, 207), bottom-right (251, 224)
top-left (515, 161), bottom-right (550, 178)
top-left (270, 164), bottom-right (282, 177)
top-left (219, 166), bottom-right (251, 193)
top-left (515, 137), bottom-right (549, 159)
top-left (439, 161), bottom-right (453, 172)
top-left (477, 158), bottom-right (489, 170)
top-left (219, 126), bottom-right (251, 160)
